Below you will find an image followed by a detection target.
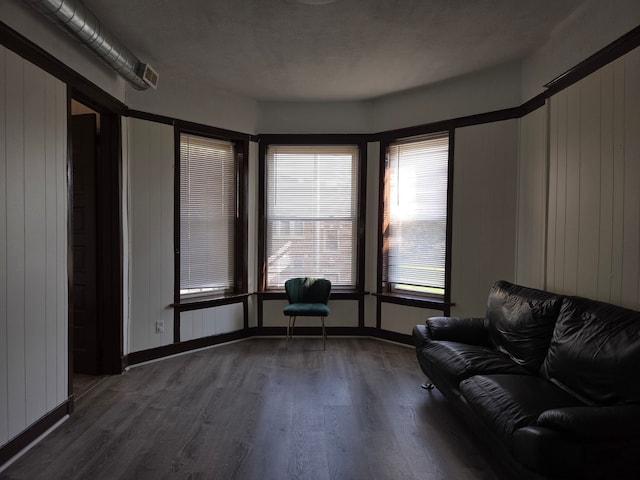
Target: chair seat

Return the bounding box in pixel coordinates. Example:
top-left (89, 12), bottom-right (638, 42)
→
top-left (284, 303), bottom-right (330, 317)
top-left (283, 277), bottom-right (332, 350)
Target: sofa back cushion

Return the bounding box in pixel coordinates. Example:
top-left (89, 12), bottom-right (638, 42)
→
top-left (541, 296), bottom-right (640, 405)
top-left (486, 281), bottom-right (564, 373)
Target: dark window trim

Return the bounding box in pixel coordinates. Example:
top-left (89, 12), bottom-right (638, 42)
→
top-left (377, 130), bottom-right (454, 306)
top-left (171, 293), bottom-right (251, 312)
top-left (173, 126), bottom-right (250, 321)
top-left (374, 292), bottom-right (454, 311)
top-left (257, 134), bottom-right (369, 294)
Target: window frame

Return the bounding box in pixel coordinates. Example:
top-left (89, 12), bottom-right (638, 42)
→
top-left (174, 125), bottom-right (248, 306)
top-left (258, 135), bottom-right (368, 294)
top-left (377, 130), bottom-right (454, 307)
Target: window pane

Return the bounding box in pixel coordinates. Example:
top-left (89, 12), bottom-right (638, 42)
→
top-left (180, 134), bottom-right (236, 296)
top-left (384, 133), bottom-right (449, 295)
top-left (266, 145), bottom-right (359, 288)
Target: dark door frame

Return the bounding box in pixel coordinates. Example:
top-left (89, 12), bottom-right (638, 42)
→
top-left (69, 90), bottom-right (124, 395)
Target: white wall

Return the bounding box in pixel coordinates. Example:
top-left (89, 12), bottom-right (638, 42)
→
top-left (379, 304), bottom-right (444, 335)
top-left (546, 47), bottom-right (640, 309)
top-left (516, 45), bottom-right (640, 309)
top-left (126, 77), bottom-right (259, 136)
top-left (516, 106), bottom-right (548, 289)
top-left (180, 304), bottom-right (244, 341)
top-left (256, 100), bottom-right (370, 134)
top-left (451, 120), bottom-right (519, 317)
top-left (126, 118), bottom-right (256, 351)
top-left (369, 61), bottom-right (521, 133)
top-left (1, 0), bottom-right (126, 102)
top-left (262, 299), bottom-right (359, 329)
top-left (521, 0), bottom-right (640, 101)
top-left (257, 61), bottom-right (522, 135)
top-left (127, 118), bottom-right (175, 352)
top-left (0, 45), bottom-right (68, 446)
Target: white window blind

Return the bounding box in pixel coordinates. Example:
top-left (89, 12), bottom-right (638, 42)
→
top-left (180, 134), bottom-right (236, 296)
top-left (384, 133), bottom-right (449, 296)
top-left (266, 145), bottom-right (359, 288)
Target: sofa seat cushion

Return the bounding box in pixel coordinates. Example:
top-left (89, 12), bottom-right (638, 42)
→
top-left (541, 296), bottom-right (640, 405)
top-left (460, 374), bottom-right (583, 443)
top-left (486, 281), bottom-right (565, 373)
top-left (421, 341), bottom-right (531, 384)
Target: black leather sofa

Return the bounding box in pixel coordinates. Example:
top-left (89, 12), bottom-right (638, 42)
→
top-left (412, 280), bottom-right (640, 479)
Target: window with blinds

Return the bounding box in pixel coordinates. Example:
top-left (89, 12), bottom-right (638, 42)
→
top-left (266, 145), bottom-right (359, 289)
top-left (383, 133), bottom-right (450, 296)
top-left (180, 134), bottom-right (236, 296)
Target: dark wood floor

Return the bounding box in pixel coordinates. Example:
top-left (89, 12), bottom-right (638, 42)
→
top-left (2, 338), bottom-right (503, 480)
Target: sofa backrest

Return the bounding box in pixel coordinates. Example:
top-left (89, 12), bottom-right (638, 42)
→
top-left (486, 281), bottom-right (565, 373)
top-left (541, 296), bottom-right (640, 406)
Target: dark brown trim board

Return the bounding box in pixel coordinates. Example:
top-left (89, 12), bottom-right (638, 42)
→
top-left (66, 87), bottom-right (74, 400)
top-left (255, 326), bottom-right (413, 346)
top-left (444, 129), bottom-right (455, 307)
top-left (124, 329), bottom-right (252, 367)
top-left (544, 24), bottom-right (640, 94)
top-left (0, 400), bottom-right (72, 467)
top-left (0, 22), bottom-right (126, 114)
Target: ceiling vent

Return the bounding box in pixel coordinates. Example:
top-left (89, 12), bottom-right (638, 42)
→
top-left (23, 0), bottom-right (157, 90)
top-left (137, 63), bottom-right (159, 90)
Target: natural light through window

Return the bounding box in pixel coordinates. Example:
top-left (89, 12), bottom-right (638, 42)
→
top-left (384, 133), bottom-right (449, 296)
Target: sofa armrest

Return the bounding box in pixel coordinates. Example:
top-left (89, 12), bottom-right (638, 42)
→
top-left (536, 405), bottom-right (640, 440)
top-left (512, 425), bottom-right (583, 475)
top-left (425, 316), bottom-right (491, 346)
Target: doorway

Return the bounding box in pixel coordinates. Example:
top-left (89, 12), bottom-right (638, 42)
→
top-left (70, 98), bottom-right (123, 399)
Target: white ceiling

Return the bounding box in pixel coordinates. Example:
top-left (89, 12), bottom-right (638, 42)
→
top-left (83, 0), bottom-right (588, 102)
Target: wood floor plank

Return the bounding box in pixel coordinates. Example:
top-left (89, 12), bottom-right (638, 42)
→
top-left (1, 338), bottom-right (503, 480)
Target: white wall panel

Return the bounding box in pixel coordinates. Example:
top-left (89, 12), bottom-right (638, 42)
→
top-left (547, 47), bottom-right (640, 309)
top-left (180, 304), bottom-right (245, 342)
top-left (379, 304), bottom-right (444, 336)
top-left (23, 60), bottom-right (48, 426)
top-left (0, 46), bottom-right (68, 447)
top-left (127, 119), bottom-right (175, 352)
top-left (0, 42), bottom-right (7, 447)
top-left (621, 49), bottom-right (640, 307)
top-left (5, 47), bottom-right (27, 440)
top-left (451, 120), bottom-right (519, 317)
top-left (262, 299), bottom-right (358, 328)
top-left (516, 106), bottom-right (548, 289)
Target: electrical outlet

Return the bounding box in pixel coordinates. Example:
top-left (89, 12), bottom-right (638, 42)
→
top-left (155, 321), bottom-right (164, 334)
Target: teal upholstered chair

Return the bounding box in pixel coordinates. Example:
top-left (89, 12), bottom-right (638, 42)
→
top-left (284, 277), bottom-right (332, 350)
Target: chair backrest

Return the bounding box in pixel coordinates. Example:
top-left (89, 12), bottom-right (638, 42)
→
top-left (284, 277), bottom-right (331, 305)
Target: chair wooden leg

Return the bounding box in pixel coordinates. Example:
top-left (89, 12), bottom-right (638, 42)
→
top-left (287, 316), bottom-right (296, 347)
top-left (321, 316), bottom-right (326, 350)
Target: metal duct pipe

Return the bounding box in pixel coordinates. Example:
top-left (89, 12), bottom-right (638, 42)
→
top-left (23, 0), bottom-right (150, 89)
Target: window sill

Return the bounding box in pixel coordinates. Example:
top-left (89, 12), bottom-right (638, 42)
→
top-left (373, 292), bottom-right (454, 310)
top-left (172, 293), bottom-right (251, 312)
